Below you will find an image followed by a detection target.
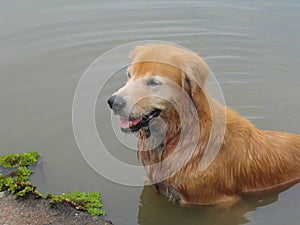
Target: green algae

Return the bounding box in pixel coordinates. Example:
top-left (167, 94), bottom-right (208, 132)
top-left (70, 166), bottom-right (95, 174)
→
top-left (0, 152), bottom-right (42, 197)
top-left (0, 151), bottom-right (39, 168)
top-left (47, 190), bottom-right (105, 216)
top-left (0, 151), bottom-right (105, 216)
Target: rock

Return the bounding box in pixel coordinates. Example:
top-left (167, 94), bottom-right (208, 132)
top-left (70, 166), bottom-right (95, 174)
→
top-left (0, 191), bottom-right (114, 225)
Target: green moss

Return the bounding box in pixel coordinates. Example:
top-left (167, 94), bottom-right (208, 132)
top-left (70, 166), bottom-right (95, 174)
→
top-left (0, 151), bottom-right (105, 216)
top-left (0, 152), bottom-right (42, 197)
top-left (0, 151), bottom-right (39, 168)
top-left (0, 174), bottom-right (7, 190)
top-left (16, 183), bottom-right (43, 197)
top-left (47, 190), bottom-right (105, 216)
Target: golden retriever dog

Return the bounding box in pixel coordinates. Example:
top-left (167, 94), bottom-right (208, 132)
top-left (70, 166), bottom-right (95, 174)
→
top-left (107, 44), bottom-right (300, 205)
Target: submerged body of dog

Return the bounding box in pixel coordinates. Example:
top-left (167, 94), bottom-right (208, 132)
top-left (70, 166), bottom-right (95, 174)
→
top-left (108, 44), bottom-right (300, 204)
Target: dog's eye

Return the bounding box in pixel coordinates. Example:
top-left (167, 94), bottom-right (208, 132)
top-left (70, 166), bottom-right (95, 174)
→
top-left (147, 78), bottom-right (161, 86)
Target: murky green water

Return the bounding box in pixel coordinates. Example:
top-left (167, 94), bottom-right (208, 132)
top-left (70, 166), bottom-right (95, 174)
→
top-left (1, 1), bottom-right (299, 224)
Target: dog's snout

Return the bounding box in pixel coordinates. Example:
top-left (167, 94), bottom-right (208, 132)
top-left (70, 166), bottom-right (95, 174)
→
top-left (108, 95), bottom-right (126, 111)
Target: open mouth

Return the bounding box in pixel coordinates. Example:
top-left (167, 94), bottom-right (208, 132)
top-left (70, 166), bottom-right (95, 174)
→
top-left (118, 109), bottom-right (161, 133)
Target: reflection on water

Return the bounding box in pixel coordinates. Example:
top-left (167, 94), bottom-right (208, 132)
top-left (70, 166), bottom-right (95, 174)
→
top-left (139, 183), bottom-right (300, 225)
top-left (138, 186), bottom-right (279, 225)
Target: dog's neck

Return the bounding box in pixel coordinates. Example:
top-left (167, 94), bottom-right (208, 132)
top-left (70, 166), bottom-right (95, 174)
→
top-left (137, 87), bottom-right (221, 183)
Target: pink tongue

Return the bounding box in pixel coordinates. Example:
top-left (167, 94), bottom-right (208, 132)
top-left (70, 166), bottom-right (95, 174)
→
top-left (118, 117), bottom-right (129, 129)
top-left (118, 117), bottom-right (142, 129)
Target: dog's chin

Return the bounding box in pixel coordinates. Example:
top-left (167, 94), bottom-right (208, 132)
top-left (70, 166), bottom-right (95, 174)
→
top-left (118, 109), bottom-right (161, 133)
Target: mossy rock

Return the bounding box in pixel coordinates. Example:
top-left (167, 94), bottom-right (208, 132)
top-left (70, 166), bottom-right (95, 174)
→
top-left (47, 190), bottom-right (105, 216)
top-left (0, 152), bottom-right (41, 197)
top-left (0, 151), bottom-right (105, 216)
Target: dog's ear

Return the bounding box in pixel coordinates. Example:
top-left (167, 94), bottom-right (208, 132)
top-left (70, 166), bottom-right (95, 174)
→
top-left (181, 65), bottom-right (210, 121)
top-left (181, 52), bottom-right (209, 89)
top-left (182, 72), bottom-right (192, 97)
top-left (181, 52), bottom-right (209, 98)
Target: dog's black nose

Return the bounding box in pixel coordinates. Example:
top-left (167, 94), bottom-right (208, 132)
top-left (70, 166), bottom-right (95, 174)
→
top-left (107, 95), bottom-right (126, 111)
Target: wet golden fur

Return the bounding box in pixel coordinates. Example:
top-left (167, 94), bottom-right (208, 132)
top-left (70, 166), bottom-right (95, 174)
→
top-left (126, 44), bottom-right (300, 204)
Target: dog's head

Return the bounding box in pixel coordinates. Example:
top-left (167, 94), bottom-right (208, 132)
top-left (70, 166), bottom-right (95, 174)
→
top-left (108, 44), bottom-right (209, 134)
